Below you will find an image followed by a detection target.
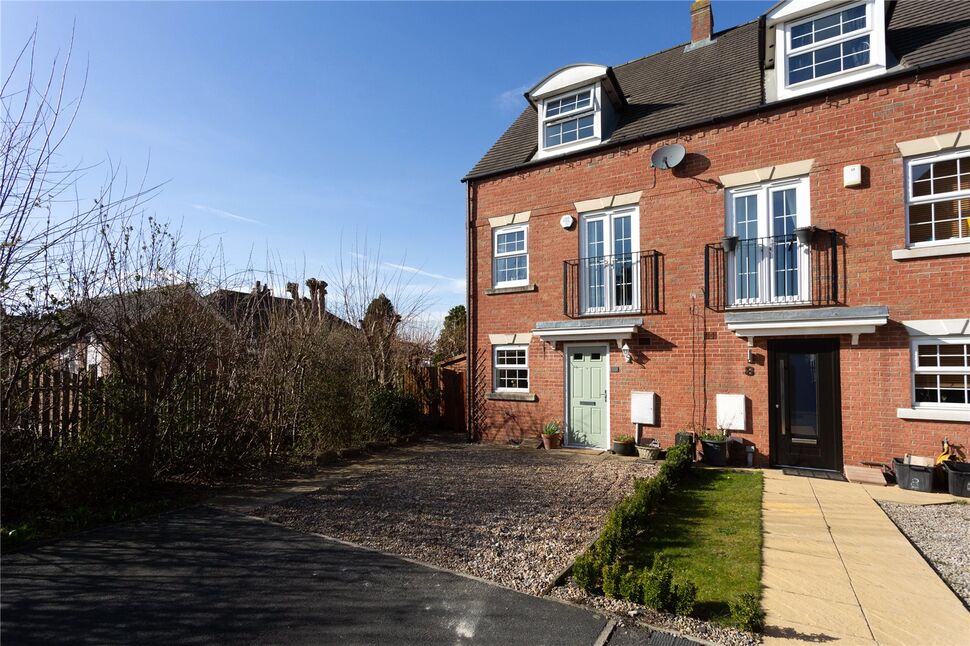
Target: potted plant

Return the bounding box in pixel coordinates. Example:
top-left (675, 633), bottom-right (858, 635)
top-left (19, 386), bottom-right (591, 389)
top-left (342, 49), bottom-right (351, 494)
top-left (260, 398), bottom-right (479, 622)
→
top-left (637, 437), bottom-right (662, 460)
top-left (612, 434), bottom-right (637, 456)
top-left (700, 430), bottom-right (728, 466)
top-left (542, 420), bottom-right (563, 450)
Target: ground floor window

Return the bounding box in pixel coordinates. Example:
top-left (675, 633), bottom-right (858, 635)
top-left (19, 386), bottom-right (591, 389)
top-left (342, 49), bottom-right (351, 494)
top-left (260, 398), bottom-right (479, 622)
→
top-left (494, 345), bottom-right (529, 392)
top-left (912, 337), bottom-right (970, 407)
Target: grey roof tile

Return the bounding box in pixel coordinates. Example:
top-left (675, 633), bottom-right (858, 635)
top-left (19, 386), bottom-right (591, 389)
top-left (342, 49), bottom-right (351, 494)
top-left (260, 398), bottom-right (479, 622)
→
top-left (465, 0), bottom-right (970, 181)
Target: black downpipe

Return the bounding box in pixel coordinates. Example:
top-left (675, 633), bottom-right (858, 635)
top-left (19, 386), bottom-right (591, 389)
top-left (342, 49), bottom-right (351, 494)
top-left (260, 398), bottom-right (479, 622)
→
top-left (465, 181), bottom-right (476, 442)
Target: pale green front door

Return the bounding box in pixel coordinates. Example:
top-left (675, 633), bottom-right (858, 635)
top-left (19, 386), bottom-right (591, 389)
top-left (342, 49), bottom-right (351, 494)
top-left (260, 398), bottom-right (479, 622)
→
top-left (566, 345), bottom-right (609, 449)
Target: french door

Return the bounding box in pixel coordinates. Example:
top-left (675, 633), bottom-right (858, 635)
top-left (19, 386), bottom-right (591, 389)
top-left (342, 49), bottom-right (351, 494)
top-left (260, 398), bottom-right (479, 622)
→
top-left (726, 178), bottom-right (811, 307)
top-left (580, 207), bottom-right (639, 314)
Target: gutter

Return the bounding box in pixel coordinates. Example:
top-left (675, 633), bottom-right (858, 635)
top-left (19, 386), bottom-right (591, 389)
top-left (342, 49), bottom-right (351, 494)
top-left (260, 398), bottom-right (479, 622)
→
top-left (461, 52), bottom-right (970, 184)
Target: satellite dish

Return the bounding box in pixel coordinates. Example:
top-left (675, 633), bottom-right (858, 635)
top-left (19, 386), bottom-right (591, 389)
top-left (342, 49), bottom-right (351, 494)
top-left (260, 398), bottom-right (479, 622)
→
top-left (650, 144), bottom-right (686, 170)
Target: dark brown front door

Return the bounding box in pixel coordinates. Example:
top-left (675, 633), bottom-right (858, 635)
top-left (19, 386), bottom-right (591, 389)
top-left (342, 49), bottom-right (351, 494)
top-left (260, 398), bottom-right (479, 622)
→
top-left (769, 338), bottom-right (842, 471)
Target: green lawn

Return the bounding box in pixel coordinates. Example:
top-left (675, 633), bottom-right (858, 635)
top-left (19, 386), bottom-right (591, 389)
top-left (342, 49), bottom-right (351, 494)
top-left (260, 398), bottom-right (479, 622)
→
top-left (629, 468), bottom-right (763, 626)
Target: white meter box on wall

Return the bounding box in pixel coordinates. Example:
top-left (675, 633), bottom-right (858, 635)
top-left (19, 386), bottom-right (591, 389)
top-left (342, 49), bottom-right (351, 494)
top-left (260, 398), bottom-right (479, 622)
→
top-left (716, 394), bottom-right (747, 432)
top-left (631, 391), bottom-right (657, 425)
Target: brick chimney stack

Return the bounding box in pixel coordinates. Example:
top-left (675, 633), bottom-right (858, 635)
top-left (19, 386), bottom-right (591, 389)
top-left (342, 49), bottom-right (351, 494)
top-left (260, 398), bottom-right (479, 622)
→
top-left (690, 0), bottom-right (713, 47)
top-left (305, 278), bottom-right (327, 322)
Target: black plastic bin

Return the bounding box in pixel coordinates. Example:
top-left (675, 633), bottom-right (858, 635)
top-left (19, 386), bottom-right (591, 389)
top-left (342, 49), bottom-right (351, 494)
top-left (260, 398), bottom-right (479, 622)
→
top-left (893, 458), bottom-right (934, 493)
top-left (942, 461), bottom-right (970, 498)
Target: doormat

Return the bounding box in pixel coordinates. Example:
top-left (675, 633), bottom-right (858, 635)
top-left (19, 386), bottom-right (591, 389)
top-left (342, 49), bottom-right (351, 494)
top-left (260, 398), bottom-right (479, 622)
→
top-left (782, 467), bottom-right (847, 481)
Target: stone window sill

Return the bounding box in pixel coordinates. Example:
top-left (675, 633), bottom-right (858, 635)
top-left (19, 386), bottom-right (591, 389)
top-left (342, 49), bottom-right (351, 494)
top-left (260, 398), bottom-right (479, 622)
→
top-left (891, 242), bottom-right (970, 261)
top-left (486, 392), bottom-right (538, 402)
top-left (896, 407), bottom-right (970, 423)
top-left (485, 283), bottom-right (538, 296)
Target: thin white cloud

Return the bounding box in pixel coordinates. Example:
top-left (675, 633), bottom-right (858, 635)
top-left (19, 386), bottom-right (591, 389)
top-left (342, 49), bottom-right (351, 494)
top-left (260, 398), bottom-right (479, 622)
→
top-left (495, 85), bottom-right (530, 113)
top-left (382, 261), bottom-right (465, 294)
top-left (344, 253), bottom-right (465, 295)
top-left (191, 204), bottom-right (262, 225)
top-left (383, 261), bottom-right (454, 282)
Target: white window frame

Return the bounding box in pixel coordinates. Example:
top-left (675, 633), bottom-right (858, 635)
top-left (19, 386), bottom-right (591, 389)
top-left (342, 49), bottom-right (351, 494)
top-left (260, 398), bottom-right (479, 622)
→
top-left (537, 84), bottom-right (602, 157)
top-left (724, 176), bottom-right (812, 308)
top-left (910, 336), bottom-right (970, 410)
top-left (775, 0), bottom-right (886, 100)
top-left (493, 344), bottom-right (529, 393)
top-left (492, 224), bottom-right (529, 288)
top-left (579, 205), bottom-right (640, 315)
top-left (904, 149), bottom-right (970, 249)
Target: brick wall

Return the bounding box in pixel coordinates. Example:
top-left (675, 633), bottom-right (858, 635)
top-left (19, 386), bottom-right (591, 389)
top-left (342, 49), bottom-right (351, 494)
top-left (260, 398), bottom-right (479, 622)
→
top-left (468, 64), bottom-right (970, 466)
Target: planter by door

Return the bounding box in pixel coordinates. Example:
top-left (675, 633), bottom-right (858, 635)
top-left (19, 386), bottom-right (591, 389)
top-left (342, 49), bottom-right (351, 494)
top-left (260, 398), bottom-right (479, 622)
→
top-left (701, 439), bottom-right (727, 466)
top-left (613, 441), bottom-right (637, 456)
top-left (542, 433), bottom-right (562, 450)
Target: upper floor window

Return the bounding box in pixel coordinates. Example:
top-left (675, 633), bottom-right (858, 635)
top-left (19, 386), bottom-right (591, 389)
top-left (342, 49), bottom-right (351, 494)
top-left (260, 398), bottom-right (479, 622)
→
top-left (542, 87), bottom-right (597, 151)
top-left (788, 3), bottom-right (870, 85)
top-left (579, 206), bottom-right (640, 314)
top-left (770, 0), bottom-right (886, 101)
top-left (725, 177), bottom-right (811, 307)
top-left (905, 151), bottom-right (970, 247)
top-left (493, 224), bottom-right (528, 287)
top-left (527, 63), bottom-right (624, 160)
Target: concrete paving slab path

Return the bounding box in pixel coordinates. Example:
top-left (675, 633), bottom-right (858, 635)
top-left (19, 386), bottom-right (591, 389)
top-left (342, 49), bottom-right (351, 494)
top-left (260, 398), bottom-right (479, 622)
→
top-left (761, 470), bottom-right (970, 646)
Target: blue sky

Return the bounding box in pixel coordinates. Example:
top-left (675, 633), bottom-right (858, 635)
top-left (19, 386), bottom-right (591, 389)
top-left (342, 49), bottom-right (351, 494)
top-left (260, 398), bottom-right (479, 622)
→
top-left (1, 0), bottom-right (772, 325)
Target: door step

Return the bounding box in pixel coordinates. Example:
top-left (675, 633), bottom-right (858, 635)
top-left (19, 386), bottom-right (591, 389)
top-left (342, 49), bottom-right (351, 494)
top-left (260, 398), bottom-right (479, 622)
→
top-left (781, 467), bottom-right (847, 481)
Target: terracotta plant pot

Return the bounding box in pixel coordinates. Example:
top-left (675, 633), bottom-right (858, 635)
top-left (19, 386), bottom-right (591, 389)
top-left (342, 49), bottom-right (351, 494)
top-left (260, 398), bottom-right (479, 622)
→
top-left (542, 433), bottom-right (562, 450)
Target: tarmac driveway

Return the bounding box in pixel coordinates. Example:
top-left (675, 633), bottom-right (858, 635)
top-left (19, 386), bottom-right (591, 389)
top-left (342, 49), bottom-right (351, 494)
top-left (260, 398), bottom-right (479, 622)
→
top-left (2, 505), bottom-right (615, 645)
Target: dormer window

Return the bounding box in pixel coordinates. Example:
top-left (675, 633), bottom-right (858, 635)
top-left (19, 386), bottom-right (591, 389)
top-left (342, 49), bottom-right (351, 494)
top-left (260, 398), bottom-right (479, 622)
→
top-left (543, 88), bottom-right (595, 149)
top-left (526, 63), bottom-right (626, 161)
top-left (767, 0), bottom-right (887, 101)
top-left (787, 3), bottom-right (870, 85)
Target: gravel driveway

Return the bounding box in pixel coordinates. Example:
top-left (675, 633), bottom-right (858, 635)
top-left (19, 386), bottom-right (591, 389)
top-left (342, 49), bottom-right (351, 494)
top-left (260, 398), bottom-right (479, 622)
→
top-left (879, 501), bottom-right (970, 606)
top-left (259, 444), bottom-right (657, 595)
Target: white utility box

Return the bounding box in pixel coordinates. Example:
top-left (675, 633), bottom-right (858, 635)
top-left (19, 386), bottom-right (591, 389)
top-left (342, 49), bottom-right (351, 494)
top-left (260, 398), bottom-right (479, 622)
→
top-left (716, 393), bottom-right (747, 432)
top-left (843, 164), bottom-right (862, 187)
top-left (631, 391), bottom-right (657, 425)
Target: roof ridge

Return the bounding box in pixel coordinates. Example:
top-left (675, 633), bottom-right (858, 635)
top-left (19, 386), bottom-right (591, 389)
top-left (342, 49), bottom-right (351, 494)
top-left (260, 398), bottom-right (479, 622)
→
top-left (611, 17), bottom-right (760, 73)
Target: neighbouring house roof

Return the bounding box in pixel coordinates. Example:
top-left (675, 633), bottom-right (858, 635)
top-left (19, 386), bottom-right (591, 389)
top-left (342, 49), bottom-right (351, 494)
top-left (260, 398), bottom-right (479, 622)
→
top-left (75, 284), bottom-right (219, 338)
top-left (205, 288), bottom-right (355, 334)
top-left (464, 0), bottom-right (970, 181)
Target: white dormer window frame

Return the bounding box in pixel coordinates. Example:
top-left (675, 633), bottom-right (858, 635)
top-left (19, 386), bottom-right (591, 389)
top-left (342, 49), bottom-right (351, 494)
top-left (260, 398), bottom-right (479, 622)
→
top-left (774, 0), bottom-right (886, 100)
top-left (536, 83), bottom-right (603, 158)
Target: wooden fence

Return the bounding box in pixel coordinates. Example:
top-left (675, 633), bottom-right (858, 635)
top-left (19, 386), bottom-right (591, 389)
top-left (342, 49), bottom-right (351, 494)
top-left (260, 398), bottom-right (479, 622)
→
top-left (401, 365), bottom-right (466, 432)
top-left (7, 363), bottom-right (468, 440)
top-left (2, 368), bottom-right (103, 440)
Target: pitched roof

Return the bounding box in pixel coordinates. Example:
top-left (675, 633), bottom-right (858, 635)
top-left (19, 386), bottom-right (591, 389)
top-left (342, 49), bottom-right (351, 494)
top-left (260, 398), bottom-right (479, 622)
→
top-left (888, 0), bottom-right (970, 67)
top-left (465, 0), bottom-right (970, 181)
top-left (205, 288), bottom-right (355, 333)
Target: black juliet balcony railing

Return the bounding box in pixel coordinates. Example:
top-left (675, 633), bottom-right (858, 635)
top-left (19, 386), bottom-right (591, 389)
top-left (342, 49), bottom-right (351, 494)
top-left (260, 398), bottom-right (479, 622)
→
top-left (563, 251), bottom-right (663, 318)
top-left (704, 228), bottom-right (845, 311)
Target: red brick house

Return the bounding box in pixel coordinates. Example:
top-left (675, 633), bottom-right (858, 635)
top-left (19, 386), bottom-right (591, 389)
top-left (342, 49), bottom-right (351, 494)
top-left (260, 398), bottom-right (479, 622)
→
top-left (462, 0), bottom-right (970, 471)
